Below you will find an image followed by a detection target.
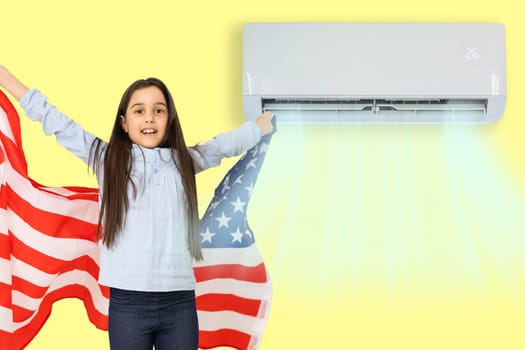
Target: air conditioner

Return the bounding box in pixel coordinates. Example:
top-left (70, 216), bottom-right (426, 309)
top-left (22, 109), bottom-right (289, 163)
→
top-left (242, 23), bottom-right (506, 124)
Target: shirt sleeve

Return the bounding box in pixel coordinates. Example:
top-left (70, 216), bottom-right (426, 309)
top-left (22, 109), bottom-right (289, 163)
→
top-left (188, 121), bottom-right (261, 173)
top-left (20, 89), bottom-right (100, 166)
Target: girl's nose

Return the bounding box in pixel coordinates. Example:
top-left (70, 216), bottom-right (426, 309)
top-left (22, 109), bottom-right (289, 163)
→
top-left (145, 112), bottom-right (155, 123)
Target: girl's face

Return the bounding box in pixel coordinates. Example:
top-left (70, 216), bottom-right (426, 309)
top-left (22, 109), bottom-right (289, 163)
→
top-left (121, 86), bottom-right (169, 148)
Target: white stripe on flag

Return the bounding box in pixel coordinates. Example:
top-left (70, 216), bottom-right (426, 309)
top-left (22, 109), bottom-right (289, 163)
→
top-left (38, 186), bottom-right (98, 197)
top-left (10, 257), bottom-right (55, 288)
top-left (198, 309), bottom-right (268, 334)
top-left (7, 169), bottom-right (99, 224)
top-left (11, 269), bottom-right (108, 330)
top-left (46, 270), bottom-right (107, 314)
top-left (196, 245), bottom-right (264, 266)
top-left (9, 212), bottom-right (100, 261)
top-left (0, 107), bottom-right (16, 144)
top-left (0, 306), bottom-right (14, 332)
top-left (196, 279), bottom-right (272, 300)
top-left (0, 258), bottom-right (12, 285)
top-left (0, 208), bottom-right (8, 233)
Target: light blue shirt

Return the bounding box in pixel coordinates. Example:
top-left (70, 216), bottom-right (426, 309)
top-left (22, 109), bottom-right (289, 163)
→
top-left (20, 89), bottom-right (261, 291)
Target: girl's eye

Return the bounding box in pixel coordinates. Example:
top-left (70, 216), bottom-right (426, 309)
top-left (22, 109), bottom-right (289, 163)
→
top-left (134, 109), bottom-right (144, 115)
top-left (155, 108), bottom-right (165, 114)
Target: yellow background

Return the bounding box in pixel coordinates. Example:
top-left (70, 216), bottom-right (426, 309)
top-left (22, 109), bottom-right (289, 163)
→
top-left (2, 0), bottom-right (525, 349)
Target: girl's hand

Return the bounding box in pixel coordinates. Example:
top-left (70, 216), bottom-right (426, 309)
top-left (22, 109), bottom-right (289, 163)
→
top-left (0, 65), bottom-right (29, 101)
top-left (0, 64), bottom-right (8, 83)
top-left (255, 111), bottom-right (274, 136)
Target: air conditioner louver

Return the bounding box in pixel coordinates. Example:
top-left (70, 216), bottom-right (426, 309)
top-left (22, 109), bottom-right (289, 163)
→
top-left (262, 98), bottom-right (488, 124)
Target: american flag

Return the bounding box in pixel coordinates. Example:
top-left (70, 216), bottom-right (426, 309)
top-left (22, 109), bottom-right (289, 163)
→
top-left (0, 89), bottom-right (273, 350)
top-left (194, 119), bottom-right (274, 350)
top-left (0, 89), bottom-right (108, 350)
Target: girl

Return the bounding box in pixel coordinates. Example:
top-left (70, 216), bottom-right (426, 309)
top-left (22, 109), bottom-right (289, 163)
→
top-left (0, 65), bottom-right (273, 350)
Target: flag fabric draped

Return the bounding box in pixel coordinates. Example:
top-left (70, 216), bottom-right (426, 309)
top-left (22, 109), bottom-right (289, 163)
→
top-left (0, 90), bottom-right (273, 350)
top-left (194, 121), bottom-right (274, 350)
top-left (0, 90), bottom-right (108, 350)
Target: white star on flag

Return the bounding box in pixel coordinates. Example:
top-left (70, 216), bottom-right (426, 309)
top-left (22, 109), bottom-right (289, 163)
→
top-left (220, 183), bottom-right (231, 195)
top-left (230, 197), bottom-right (246, 213)
top-left (209, 200), bottom-right (220, 210)
top-left (215, 212), bottom-right (232, 228)
top-left (245, 182), bottom-right (255, 197)
top-left (259, 142), bottom-right (269, 154)
top-left (246, 157), bottom-right (258, 169)
top-left (230, 227), bottom-right (244, 243)
top-left (200, 227), bottom-right (216, 243)
top-left (233, 175), bottom-right (243, 185)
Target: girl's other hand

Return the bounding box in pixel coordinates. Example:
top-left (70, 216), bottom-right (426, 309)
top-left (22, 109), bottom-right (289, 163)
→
top-left (0, 65), bottom-right (29, 101)
top-left (255, 111), bottom-right (274, 136)
top-left (0, 64), bottom-right (8, 82)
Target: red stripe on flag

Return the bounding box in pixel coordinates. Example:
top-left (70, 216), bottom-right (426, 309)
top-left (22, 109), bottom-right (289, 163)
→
top-left (6, 185), bottom-right (98, 240)
top-left (9, 284), bottom-right (108, 350)
top-left (10, 276), bottom-right (47, 300)
top-left (9, 231), bottom-right (100, 278)
top-left (30, 180), bottom-right (99, 202)
top-left (0, 281), bottom-right (13, 308)
top-left (194, 263), bottom-right (267, 283)
top-left (0, 330), bottom-right (14, 350)
top-left (0, 234), bottom-right (9, 260)
top-left (0, 184), bottom-right (6, 206)
top-left (196, 293), bottom-right (262, 317)
top-left (199, 328), bottom-right (251, 350)
top-left (12, 303), bottom-right (35, 323)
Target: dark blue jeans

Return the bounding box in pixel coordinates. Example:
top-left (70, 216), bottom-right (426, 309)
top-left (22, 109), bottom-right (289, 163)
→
top-left (108, 288), bottom-right (199, 350)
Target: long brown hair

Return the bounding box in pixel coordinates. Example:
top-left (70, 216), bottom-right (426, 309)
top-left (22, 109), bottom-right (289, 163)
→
top-left (90, 78), bottom-right (202, 260)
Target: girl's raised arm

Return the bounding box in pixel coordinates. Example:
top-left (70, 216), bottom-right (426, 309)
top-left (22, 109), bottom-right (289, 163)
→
top-left (189, 112), bottom-right (273, 173)
top-left (0, 65), bottom-right (29, 101)
top-left (1, 65), bottom-right (100, 168)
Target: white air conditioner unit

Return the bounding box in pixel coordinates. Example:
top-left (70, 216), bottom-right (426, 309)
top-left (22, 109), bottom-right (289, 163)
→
top-left (242, 23), bottom-right (506, 124)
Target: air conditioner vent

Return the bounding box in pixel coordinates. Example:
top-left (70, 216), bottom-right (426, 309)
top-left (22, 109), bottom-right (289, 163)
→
top-left (262, 98), bottom-right (488, 124)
